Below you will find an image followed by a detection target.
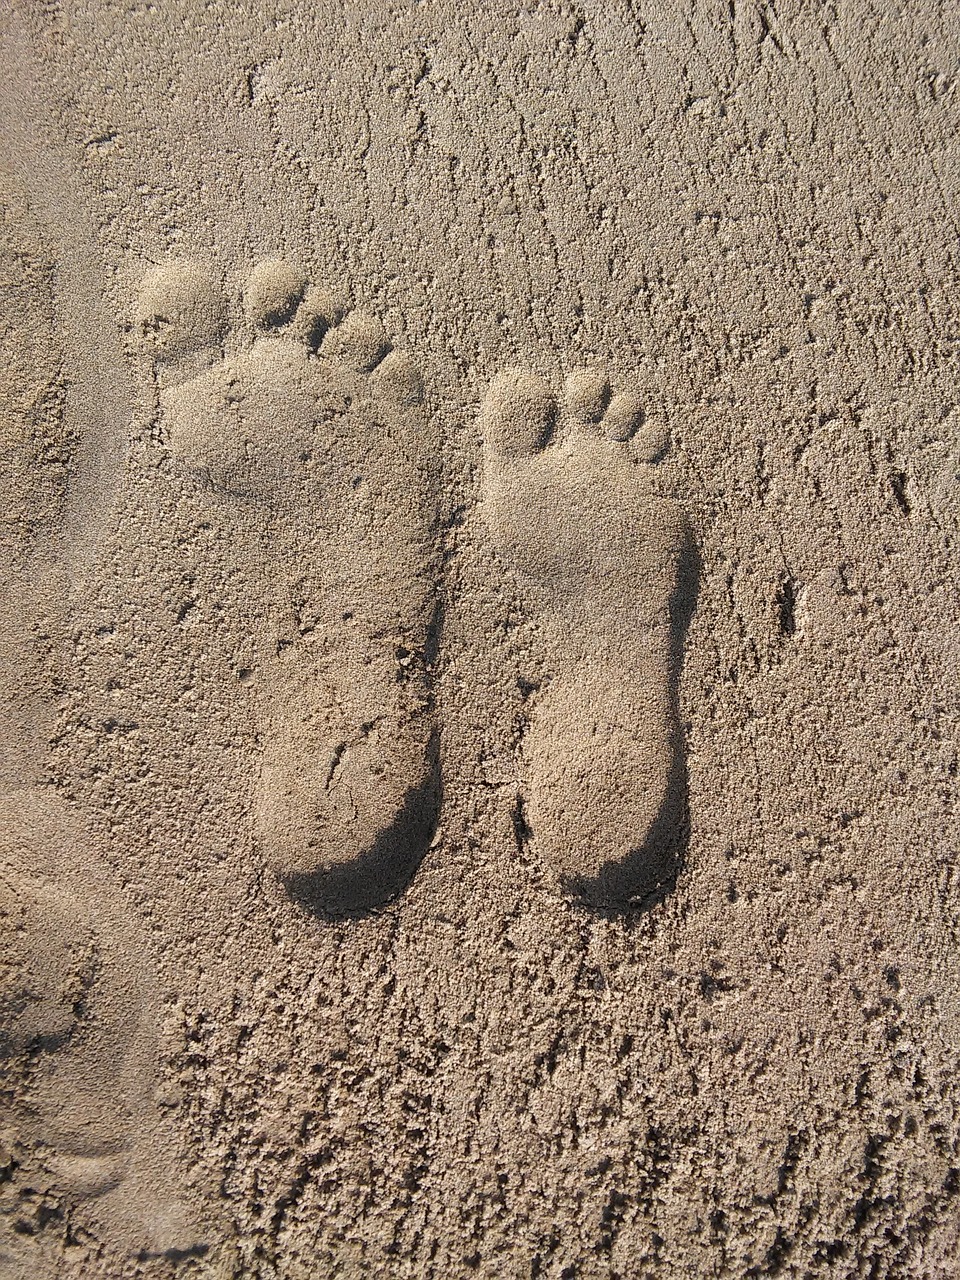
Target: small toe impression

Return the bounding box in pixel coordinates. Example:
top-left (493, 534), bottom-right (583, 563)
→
top-left (136, 260), bottom-right (226, 361)
top-left (564, 368), bottom-right (611, 425)
top-left (324, 310), bottom-right (392, 371)
top-left (244, 259), bottom-right (308, 330)
top-left (290, 284), bottom-right (348, 350)
top-left (603, 391), bottom-right (644, 442)
top-left (633, 418), bottom-right (672, 463)
top-left (370, 349), bottom-right (424, 406)
top-left (481, 369), bottom-right (555, 459)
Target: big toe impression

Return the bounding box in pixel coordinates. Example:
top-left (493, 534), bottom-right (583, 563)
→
top-left (481, 368), bottom-right (556, 459)
top-left (136, 260), bottom-right (226, 362)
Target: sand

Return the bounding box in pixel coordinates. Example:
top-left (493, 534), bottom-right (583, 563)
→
top-left (1, 2), bottom-right (959, 1276)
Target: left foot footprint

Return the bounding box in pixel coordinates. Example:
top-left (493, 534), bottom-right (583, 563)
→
top-left (480, 367), bottom-right (697, 906)
top-left (138, 260), bottom-right (440, 913)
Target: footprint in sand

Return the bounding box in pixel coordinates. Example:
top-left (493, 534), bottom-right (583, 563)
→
top-left (0, 191), bottom-right (205, 1263)
top-left (0, 792), bottom-right (205, 1263)
top-left (480, 367), bottom-right (698, 907)
top-left (136, 259), bottom-right (440, 913)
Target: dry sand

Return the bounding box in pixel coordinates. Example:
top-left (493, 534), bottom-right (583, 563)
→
top-left (1, 2), bottom-right (959, 1276)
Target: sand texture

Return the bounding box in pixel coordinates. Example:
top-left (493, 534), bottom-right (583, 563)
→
top-left (1, 2), bottom-right (959, 1276)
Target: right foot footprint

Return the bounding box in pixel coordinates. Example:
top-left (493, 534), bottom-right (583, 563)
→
top-left (480, 366), bottom-right (697, 907)
top-left (137, 260), bottom-right (440, 914)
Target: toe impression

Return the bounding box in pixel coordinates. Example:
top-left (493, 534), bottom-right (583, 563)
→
top-left (370, 349), bottom-right (424, 406)
top-left (136, 260), bottom-right (226, 362)
top-left (563, 368), bottom-right (611, 426)
top-left (324, 310), bottom-right (392, 371)
top-left (481, 368), bottom-right (556, 459)
top-left (603, 391), bottom-right (644, 442)
top-left (244, 258), bottom-right (308, 329)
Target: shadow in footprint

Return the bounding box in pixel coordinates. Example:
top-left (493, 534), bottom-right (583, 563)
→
top-left (565, 529), bottom-right (701, 913)
top-left (284, 733), bottom-right (442, 918)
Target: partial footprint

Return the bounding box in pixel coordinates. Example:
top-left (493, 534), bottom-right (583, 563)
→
top-left (0, 790), bottom-right (207, 1262)
top-left (480, 367), bottom-right (697, 907)
top-left (0, 176), bottom-right (208, 1264)
top-left (138, 259), bottom-right (440, 914)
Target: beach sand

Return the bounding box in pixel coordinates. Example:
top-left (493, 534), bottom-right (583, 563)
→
top-left (1, 3), bottom-right (959, 1275)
